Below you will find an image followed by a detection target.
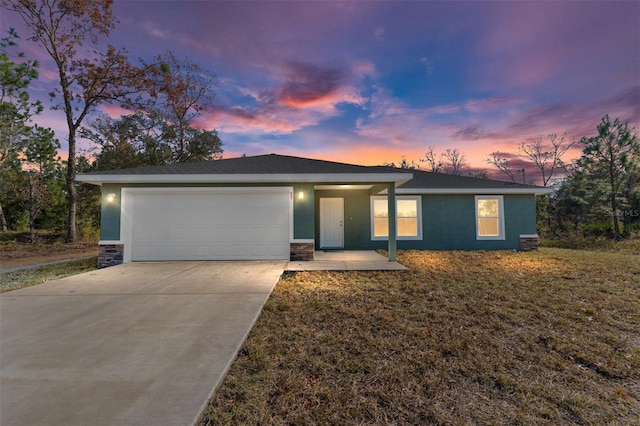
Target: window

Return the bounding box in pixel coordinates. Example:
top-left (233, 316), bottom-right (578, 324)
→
top-left (371, 196), bottom-right (422, 240)
top-left (475, 195), bottom-right (505, 240)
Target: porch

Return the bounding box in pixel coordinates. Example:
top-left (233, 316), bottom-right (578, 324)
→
top-left (286, 250), bottom-right (407, 271)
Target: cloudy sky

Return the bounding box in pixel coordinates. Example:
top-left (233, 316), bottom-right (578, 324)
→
top-left (3, 0), bottom-right (639, 179)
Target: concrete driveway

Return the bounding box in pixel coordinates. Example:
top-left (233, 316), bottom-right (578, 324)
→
top-left (0, 261), bottom-right (286, 426)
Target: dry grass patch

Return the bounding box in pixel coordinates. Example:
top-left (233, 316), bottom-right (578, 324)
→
top-left (0, 240), bottom-right (97, 268)
top-left (200, 248), bottom-right (640, 425)
top-left (0, 257), bottom-right (98, 293)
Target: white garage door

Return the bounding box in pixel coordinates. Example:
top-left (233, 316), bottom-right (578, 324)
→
top-left (125, 188), bottom-right (291, 261)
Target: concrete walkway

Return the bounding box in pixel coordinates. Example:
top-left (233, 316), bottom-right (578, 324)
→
top-left (0, 261), bottom-right (286, 426)
top-left (286, 250), bottom-right (407, 271)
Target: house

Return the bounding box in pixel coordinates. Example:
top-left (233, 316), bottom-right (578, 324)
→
top-left (76, 154), bottom-right (551, 268)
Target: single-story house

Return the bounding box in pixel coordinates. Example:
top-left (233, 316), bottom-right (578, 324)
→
top-left (76, 154), bottom-right (551, 268)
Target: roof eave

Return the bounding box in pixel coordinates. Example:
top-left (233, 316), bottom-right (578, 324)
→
top-left (76, 172), bottom-right (414, 186)
top-left (395, 187), bottom-right (553, 195)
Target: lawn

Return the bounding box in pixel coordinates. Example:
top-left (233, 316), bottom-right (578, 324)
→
top-left (199, 248), bottom-right (640, 425)
top-left (0, 257), bottom-right (98, 293)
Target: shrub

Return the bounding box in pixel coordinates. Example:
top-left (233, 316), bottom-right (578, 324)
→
top-left (578, 221), bottom-right (624, 238)
top-left (77, 219), bottom-right (100, 242)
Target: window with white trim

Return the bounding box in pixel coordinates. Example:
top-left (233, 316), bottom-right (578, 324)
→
top-left (475, 195), bottom-right (505, 240)
top-left (371, 196), bottom-right (422, 240)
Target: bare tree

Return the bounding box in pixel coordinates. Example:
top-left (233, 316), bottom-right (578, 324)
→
top-left (520, 134), bottom-right (576, 187)
top-left (443, 148), bottom-right (466, 175)
top-left (487, 134), bottom-right (576, 186)
top-left (380, 156), bottom-right (418, 169)
top-left (486, 152), bottom-right (525, 183)
top-left (420, 146), bottom-right (443, 172)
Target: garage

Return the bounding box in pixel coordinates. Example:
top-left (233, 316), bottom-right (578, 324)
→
top-left (122, 187), bottom-right (292, 261)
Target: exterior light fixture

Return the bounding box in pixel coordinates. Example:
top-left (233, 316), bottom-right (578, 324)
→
top-left (297, 191), bottom-right (304, 200)
top-left (105, 193), bottom-right (116, 204)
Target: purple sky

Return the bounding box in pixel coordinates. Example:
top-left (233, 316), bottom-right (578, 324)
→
top-left (3, 0), bottom-right (639, 183)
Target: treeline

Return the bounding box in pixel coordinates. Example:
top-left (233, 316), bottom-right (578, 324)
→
top-left (547, 116), bottom-right (639, 242)
top-left (388, 115), bottom-right (640, 243)
top-left (1, 0), bottom-right (224, 242)
top-left (1, 3), bottom-right (223, 243)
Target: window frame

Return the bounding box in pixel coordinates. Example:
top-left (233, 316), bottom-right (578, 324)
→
top-left (475, 195), bottom-right (505, 240)
top-left (370, 195), bottom-right (423, 241)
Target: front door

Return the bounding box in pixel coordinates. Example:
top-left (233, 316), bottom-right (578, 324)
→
top-left (320, 198), bottom-right (344, 248)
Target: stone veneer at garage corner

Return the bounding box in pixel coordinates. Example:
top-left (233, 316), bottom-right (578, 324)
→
top-left (290, 241), bottom-right (315, 261)
top-left (519, 234), bottom-right (539, 251)
top-left (98, 244), bottom-right (124, 268)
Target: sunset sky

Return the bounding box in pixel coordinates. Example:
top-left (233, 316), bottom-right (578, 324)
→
top-left (2, 0), bottom-right (639, 182)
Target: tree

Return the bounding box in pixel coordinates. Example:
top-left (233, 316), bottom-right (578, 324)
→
top-left (487, 134), bottom-right (575, 186)
top-left (2, 0), bottom-right (151, 241)
top-left (381, 156), bottom-right (418, 169)
top-left (23, 125), bottom-right (61, 242)
top-left (82, 53), bottom-right (223, 169)
top-left (486, 152), bottom-right (524, 183)
top-left (420, 146), bottom-right (443, 173)
top-left (520, 134), bottom-right (576, 186)
top-left (577, 115), bottom-right (639, 239)
top-left (146, 52), bottom-right (222, 163)
top-left (83, 110), bottom-right (223, 170)
top-left (0, 28), bottom-right (42, 231)
top-left (442, 148), bottom-right (466, 175)
top-left (80, 113), bottom-right (148, 170)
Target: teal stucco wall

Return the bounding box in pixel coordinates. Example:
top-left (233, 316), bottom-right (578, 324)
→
top-left (293, 184), bottom-right (315, 240)
top-left (419, 194), bottom-right (537, 250)
top-left (97, 182), bottom-right (538, 251)
top-left (314, 191), bottom-right (537, 251)
top-left (100, 184), bottom-right (122, 241)
top-left (98, 183), bottom-right (313, 242)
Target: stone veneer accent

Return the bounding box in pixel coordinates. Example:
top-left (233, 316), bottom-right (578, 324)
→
top-left (519, 234), bottom-right (539, 251)
top-left (290, 242), bottom-right (315, 261)
top-left (98, 244), bottom-right (124, 268)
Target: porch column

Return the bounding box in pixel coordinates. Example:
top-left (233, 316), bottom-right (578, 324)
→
top-left (387, 183), bottom-right (397, 261)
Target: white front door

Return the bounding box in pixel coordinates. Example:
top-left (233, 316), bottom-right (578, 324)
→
top-left (320, 198), bottom-right (344, 248)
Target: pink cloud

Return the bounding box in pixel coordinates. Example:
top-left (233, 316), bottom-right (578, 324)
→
top-left (100, 104), bottom-right (134, 119)
top-left (203, 61), bottom-right (366, 135)
top-left (464, 97), bottom-right (523, 114)
top-left (276, 62), bottom-right (344, 108)
top-left (350, 60), bottom-right (377, 79)
top-left (142, 21), bottom-right (171, 39)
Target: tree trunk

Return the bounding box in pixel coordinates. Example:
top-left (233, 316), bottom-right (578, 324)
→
top-left (66, 130), bottom-right (77, 242)
top-left (611, 195), bottom-right (621, 240)
top-left (0, 201), bottom-right (8, 232)
top-left (29, 173), bottom-right (36, 243)
top-left (609, 154), bottom-right (621, 240)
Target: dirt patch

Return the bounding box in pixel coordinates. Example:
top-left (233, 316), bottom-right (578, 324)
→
top-left (0, 241), bottom-right (98, 268)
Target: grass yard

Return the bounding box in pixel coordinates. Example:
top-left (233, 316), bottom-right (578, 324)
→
top-left (200, 248), bottom-right (640, 425)
top-left (0, 257), bottom-right (98, 293)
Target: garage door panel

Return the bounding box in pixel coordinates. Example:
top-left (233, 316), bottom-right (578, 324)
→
top-left (129, 189), bottom-right (291, 261)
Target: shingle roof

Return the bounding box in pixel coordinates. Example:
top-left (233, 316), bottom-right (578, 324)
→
top-left (85, 154), bottom-right (391, 175)
top-left (77, 153), bottom-right (549, 193)
top-left (396, 168), bottom-right (538, 190)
